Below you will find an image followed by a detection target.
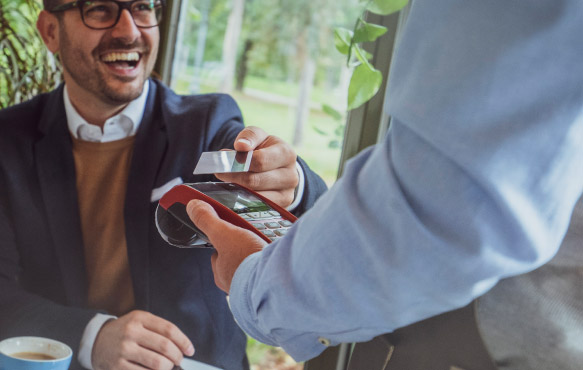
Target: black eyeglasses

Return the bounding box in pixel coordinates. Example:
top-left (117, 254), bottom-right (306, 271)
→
top-left (50, 0), bottom-right (165, 30)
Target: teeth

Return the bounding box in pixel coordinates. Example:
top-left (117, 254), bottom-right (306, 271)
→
top-left (102, 52), bottom-right (140, 62)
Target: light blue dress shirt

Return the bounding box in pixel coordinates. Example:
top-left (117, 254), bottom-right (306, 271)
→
top-left (228, 0), bottom-right (583, 361)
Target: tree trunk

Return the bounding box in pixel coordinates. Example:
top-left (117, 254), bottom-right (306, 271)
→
top-left (220, 0), bottom-right (246, 93)
top-left (235, 39), bottom-right (253, 91)
top-left (293, 34), bottom-right (316, 148)
top-left (190, 0), bottom-right (211, 93)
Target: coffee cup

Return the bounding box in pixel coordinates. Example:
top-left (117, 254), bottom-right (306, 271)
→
top-left (0, 336), bottom-right (72, 370)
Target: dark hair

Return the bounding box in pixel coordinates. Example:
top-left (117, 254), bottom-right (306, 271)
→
top-left (43, 0), bottom-right (61, 10)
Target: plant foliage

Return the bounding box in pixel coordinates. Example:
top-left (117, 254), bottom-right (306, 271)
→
top-left (316, 0), bottom-right (408, 149)
top-left (0, 0), bottom-right (62, 109)
top-left (335, 0), bottom-right (408, 111)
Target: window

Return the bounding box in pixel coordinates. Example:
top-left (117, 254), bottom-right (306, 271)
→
top-left (168, 0), bottom-right (364, 187)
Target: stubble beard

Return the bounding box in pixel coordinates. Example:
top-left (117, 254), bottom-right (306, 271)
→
top-left (60, 29), bottom-right (154, 106)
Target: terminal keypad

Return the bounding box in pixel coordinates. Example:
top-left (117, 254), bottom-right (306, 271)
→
top-left (242, 210), bottom-right (293, 241)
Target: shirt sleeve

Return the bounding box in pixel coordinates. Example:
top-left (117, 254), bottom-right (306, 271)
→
top-left (227, 0), bottom-right (583, 361)
top-left (78, 313), bottom-right (117, 369)
top-left (286, 161), bottom-right (306, 212)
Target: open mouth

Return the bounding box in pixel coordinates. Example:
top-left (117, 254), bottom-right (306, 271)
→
top-left (101, 52), bottom-right (141, 70)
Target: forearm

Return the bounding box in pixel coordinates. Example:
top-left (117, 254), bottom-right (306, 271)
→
top-left (229, 117), bottom-right (582, 360)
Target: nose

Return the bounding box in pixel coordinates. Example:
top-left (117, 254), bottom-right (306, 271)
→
top-left (110, 9), bottom-right (140, 42)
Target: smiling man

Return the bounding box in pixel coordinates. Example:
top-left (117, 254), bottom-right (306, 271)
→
top-left (43, 0), bottom-right (160, 120)
top-left (0, 1), bottom-right (327, 369)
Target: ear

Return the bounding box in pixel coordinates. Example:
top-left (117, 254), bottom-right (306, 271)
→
top-left (37, 10), bottom-right (60, 53)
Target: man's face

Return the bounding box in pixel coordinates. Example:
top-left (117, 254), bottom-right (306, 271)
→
top-left (52, 1), bottom-right (160, 105)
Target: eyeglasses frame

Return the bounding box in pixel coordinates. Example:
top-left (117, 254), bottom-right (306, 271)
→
top-left (49, 0), bottom-right (165, 30)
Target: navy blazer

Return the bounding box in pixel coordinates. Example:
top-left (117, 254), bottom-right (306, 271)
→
top-left (0, 79), bottom-right (327, 370)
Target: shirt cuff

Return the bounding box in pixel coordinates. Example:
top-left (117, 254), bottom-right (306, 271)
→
top-left (228, 252), bottom-right (278, 346)
top-left (78, 313), bottom-right (117, 369)
top-left (286, 161), bottom-right (305, 212)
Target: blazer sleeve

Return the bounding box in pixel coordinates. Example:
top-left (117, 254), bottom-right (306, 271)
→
top-left (291, 157), bottom-right (328, 217)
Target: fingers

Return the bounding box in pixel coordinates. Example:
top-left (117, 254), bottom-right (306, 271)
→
top-left (92, 311), bottom-right (193, 370)
top-left (118, 359), bottom-right (155, 370)
top-left (215, 165), bottom-right (297, 207)
top-left (233, 126), bottom-right (268, 151)
top-left (141, 312), bottom-right (194, 358)
top-left (247, 136), bottom-right (297, 173)
top-left (254, 190), bottom-right (295, 207)
top-left (214, 166), bottom-right (298, 192)
top-left (232, 128), bottom-right (296, 172)
top-left (129, 343), bottom-right (176, 370)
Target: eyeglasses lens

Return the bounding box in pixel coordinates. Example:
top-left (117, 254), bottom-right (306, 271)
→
top-left (81, 0), bottom-right (163, 29)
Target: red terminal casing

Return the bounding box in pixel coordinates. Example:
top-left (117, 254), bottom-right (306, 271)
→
top-left (158, 183), bottom-right (297, 243)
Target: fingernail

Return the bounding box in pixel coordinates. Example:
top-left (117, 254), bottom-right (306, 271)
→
top-left (237, 138), bottom-right (252, 146)
top-left (187, 344), bottom-right (195, 356)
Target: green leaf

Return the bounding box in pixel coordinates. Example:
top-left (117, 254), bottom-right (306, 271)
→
top-left (329, 140), bottom-right (342, 149)
top-left (311, 125), bottom-right (330, 136)
top-left (367, 0), bottom-right (409, 15)
top-left (352, 45), bottom-right (373, 67)
top-left (322, 104), bottom-right (343, 121)
top-left (347, 64), bottom-right (383, 110)
top-left (334, 27), bottom-right (354, 55)
top-left (188, 6), bottom-right (202, 22)
top-left (353, 20), bottom-right (387, 43)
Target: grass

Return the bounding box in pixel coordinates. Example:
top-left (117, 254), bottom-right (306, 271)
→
top-left (242, 75), bottom-right (345, 109)
top-left (247, 338), bottom-right (303, 370)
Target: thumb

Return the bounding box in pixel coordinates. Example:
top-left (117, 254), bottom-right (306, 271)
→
top-left (233, 126), bottom-right (268, 151)
top-left (186, 200), bottom-right (225, 241)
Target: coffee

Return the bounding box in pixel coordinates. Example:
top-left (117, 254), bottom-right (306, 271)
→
top-left (10, 352), bottom-right (56, 360)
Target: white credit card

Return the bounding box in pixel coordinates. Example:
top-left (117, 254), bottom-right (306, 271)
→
top-left (193, 151), bottom-right (253, 175)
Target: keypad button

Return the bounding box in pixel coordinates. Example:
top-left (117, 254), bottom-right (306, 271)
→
top-left (278, 220), bottom-right (293, 227)
top-left (248, 212), bottom-right (261, 219)
top-left (265, 222), bottom-right (280, 229)
top-left (261, 230), bottom-right (276, 237)
top-left (251, 223), bottom-right (266, 230)
top-left (269, 211), bottom-right (281, 217)
top-left (259, 211), bottom-right (272, 219)
top-left (274, 229), bottom-right (288, 237)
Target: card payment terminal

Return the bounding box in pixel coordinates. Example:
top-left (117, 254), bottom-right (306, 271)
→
top-left (156, 182), bottom-right (297, 248)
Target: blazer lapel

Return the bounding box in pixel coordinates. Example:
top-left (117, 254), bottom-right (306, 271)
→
top-left (125, 81), bottom-right (167, 310)
top-left (35, 86), bottom-right (88, 307)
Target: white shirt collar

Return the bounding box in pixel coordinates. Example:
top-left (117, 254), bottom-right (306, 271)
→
top-left (64, 80), bottom-right (150, 142)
